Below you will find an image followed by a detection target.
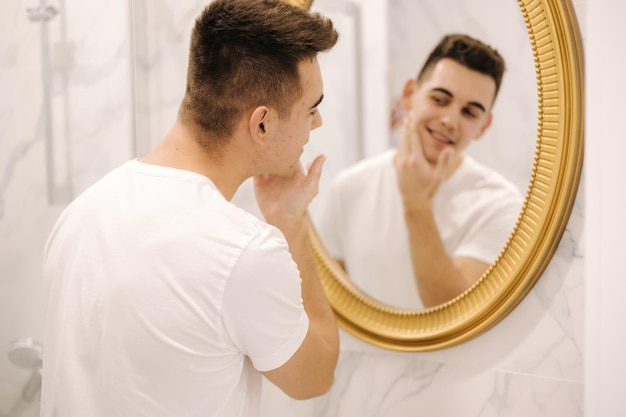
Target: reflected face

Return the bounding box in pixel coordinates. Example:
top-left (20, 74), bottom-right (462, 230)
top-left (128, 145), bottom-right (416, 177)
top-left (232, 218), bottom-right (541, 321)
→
top-left (401, 58), bottom-right (496, 165)
top-left (269, 58), bottom-right (324, 176)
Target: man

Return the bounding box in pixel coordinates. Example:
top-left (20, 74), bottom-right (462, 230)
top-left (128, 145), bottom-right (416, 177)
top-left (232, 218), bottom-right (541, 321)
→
top-left (41, 1), bottom-right (339, 416)
top-left (317, 34), bottom-right (522, 310)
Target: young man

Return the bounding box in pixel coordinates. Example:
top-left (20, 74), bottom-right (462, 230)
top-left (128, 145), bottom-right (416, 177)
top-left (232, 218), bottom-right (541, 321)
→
top-left (317, 34), bottom-right (523, 310)
top-left (41, 1), bottom-right (339, 416)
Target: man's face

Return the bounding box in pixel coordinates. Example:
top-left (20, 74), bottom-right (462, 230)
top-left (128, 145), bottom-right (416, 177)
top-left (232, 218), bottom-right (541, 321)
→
top-left (269, 58), bottom-right (324, 177)
top-left (401, 58), bottom-right (497, 165)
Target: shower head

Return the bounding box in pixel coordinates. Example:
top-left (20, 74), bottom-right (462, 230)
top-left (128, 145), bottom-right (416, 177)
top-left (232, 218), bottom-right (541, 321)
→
top-left (7, 338), bottom-right (43, 370)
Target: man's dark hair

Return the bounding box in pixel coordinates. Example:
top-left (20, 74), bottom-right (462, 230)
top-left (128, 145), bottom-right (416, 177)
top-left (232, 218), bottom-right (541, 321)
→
top-left (417, 33), bottom-right (506, 98)
top-left (179, 0), bottom-right (338, 152)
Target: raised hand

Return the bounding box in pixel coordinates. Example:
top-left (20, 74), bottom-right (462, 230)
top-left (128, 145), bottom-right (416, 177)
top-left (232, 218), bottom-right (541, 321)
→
top-left (393, 116), bottom-right (456, 210)
top-left (253, 154), bottom-right (325, 230)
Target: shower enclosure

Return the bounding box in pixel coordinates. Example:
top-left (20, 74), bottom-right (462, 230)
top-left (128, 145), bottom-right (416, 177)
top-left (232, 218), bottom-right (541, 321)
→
top-left (0, 0), bottom-right (133, 414)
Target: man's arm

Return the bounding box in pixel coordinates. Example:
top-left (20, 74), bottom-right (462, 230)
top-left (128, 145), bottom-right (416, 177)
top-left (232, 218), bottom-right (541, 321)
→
top-left (401, 203), bottom-right (490, 307)
top-left (253, 155), bottom-right (339, 399)
top-left (394, 117), bottom-right (489, 307)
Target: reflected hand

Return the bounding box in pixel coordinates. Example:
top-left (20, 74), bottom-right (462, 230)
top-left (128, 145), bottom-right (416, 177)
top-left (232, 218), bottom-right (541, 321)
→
top-left (393, 116), bottom-right (456, 209)
top-left (253, 155), bottom-right (325, 230)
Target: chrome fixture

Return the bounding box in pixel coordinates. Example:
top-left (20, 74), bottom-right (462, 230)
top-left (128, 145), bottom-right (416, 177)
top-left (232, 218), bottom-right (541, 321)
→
top-left (26, 5), bottom-right (58, 23)
top-left (8, 338), bottom-right (43, 370)
top-left (25, 2), bottom-right (73, 205)
top-left (8, 338), bottom-right (43, 403)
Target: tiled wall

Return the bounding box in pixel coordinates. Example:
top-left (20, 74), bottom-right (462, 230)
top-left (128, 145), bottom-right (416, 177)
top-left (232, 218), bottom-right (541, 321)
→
top-left (0, 1), bottom-right (133, 415)
top-left (0, 0), bottom-right (588, 416)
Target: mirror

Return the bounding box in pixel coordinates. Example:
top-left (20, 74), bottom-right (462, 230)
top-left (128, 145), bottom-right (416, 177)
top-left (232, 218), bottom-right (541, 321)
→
top-left (303, 0), bottom-right (584, 351)
top-left (302, 0), bottom-right (536, 311)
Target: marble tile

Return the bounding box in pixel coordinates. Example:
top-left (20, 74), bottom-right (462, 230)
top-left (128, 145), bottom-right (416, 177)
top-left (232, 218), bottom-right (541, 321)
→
top-left (131, 0), bottom-right (207, 153)
top-left (0, 0), bottom-right (133, 413)
top-left (260, 349), bottom-right (583, 417)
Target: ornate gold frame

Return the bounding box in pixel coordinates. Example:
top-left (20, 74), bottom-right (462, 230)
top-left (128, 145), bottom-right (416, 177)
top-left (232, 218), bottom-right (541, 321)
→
top-left (283, 0), bottom-right (315, 10)
top-left (306, 0), bottom-right (584, 351)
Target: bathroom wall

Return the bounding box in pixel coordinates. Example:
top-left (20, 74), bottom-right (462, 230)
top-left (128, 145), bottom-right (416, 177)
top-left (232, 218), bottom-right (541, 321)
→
top-left (0, 1), bottom-right (133, 415)
top-left (584, 0), bottom-right (626, 415)
top-left (0, 0), bottom-right (588, 416)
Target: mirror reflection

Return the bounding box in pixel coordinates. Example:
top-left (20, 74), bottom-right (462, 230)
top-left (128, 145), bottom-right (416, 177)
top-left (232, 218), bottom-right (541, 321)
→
top-left (307, 0), bottom-right (536, 310)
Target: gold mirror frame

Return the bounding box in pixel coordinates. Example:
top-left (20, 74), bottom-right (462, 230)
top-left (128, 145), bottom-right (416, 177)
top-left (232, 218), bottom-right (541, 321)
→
top-left (307, 0), bottom-right (584, 351)
top-left (284, 0), bottom-right (315, 9)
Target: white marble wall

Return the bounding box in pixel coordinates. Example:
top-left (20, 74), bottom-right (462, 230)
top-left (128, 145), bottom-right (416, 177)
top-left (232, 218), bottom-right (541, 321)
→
top-left (0, 1), bottom-right (133, 415)
top-left (0, 0), bottom-right (587, 416)
top-left (584, 0), bottom-right (626, 415)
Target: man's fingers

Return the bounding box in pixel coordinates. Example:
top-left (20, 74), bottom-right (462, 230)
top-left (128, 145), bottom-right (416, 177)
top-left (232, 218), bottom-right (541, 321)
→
top-left (398, 116), bottom-right (413, 153)
top-left (399, 114), bottom-right (429, 166)
top-left (304, 154), bottom-right (326, 192)
top-left (441, 147), bottom-right (456, 167)
top-left (435, 147), bottom-right (456, 180)
top-left (307, 154), bottom-right (326, 176)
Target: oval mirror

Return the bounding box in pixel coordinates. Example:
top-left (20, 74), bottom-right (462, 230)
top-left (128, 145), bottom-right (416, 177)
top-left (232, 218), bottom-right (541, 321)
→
top-left (301, 0), bottom-right (584, 351)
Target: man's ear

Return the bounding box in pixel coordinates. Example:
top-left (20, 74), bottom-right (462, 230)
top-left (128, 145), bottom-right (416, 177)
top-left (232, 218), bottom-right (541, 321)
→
top-left (474, 112), bottom-right (493, 141)
top-left (400, 78), bottom-right (417, 111)
top-left (249, 106), bottom-right (271, 145)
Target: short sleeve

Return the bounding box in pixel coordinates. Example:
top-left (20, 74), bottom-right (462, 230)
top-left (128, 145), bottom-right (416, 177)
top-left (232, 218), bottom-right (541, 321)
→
top-left (453, 195), bottom-right (522, 263)
top-left (221, 227), bottom-right (309, 372)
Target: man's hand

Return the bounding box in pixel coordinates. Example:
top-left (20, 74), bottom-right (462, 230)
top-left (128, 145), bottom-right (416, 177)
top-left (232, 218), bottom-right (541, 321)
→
top-left (253, 155), bottom-right (325, 230)
top-left (393, 116), bottom-right (455, 210)
top-left (256, 153), bottom-right (339, 399)
top-left (393, 116), bottom-right (489, 307)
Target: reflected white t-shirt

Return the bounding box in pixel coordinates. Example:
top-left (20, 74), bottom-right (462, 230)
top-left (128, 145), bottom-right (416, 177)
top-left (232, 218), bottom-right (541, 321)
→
top-left (42, 160), bottom-right (309, 417)
top-left (315, 149), bottom-right (523, 310)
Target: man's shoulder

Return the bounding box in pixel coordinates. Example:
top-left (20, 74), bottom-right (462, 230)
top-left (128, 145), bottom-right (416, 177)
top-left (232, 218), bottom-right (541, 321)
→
top-left (455, 156), bottom-right (521, 197)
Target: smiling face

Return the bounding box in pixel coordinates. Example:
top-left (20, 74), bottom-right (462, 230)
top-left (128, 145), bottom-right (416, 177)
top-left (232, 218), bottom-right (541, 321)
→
top-left (401, 58), bottom-right (496, 166)
top-left (266, 58), bottom-right (324, 177)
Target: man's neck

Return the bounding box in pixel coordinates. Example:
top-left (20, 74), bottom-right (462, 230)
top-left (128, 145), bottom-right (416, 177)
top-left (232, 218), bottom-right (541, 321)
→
top-left (139, 121), bottom-right (246, 200)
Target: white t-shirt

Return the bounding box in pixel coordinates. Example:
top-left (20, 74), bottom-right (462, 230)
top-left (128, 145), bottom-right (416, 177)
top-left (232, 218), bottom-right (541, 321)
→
top-left (42, 160), bottom-right (309, 417)
top-left (315, 149), bottom-right (523, 310)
